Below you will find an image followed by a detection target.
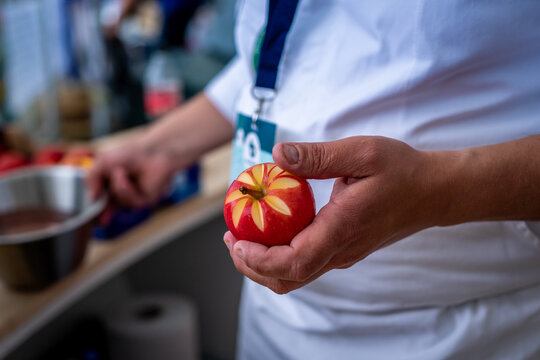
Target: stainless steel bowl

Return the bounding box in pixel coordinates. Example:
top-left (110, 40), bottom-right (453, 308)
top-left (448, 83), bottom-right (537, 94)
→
top-left (0, 166), bottom-right (106, 290)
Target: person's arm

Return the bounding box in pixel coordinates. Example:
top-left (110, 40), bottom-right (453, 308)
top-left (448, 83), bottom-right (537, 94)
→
top-left (142, 53), bottom-right (250, 164)
top-left (223, 134), bottom-right (540, 294)
top-left (87, 94), bottom-right (233, 206)
top-left (141, 54), bottom-right (251, 167)
top-left (140, 94), bottom-right (234, 168)
top-left (432, 135), bottom-right (540, 224)
top-left (87, 56), bottom-right (248, 206)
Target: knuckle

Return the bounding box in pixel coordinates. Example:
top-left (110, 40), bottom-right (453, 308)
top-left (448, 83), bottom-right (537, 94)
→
top-left (254, 250), bottom-right (286, 276)
top-left (306, 143), bottom-right (333, 173)
top-left (290, 260), bottom-right (312, 282)
top-left (358, 137), bottom-right (383, 171)
top-left (249, 256), bottom-right (272, 276)
top-left (250, 261), bottom-right (265, 275)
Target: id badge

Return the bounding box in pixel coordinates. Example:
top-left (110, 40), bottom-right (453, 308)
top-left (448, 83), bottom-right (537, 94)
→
top-left (229, 113), bottom-right (276, 184)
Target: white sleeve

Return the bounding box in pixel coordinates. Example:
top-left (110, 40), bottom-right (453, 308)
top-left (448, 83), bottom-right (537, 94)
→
top-left (205, 56), bottom-right (251, 125)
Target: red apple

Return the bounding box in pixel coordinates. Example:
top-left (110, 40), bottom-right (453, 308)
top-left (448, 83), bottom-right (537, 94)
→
top-left (0, 151), bottom-right (28, 175)
top-left (224, 163), bottom-right (315, 247)
top-left (33, 145), bottom-right (65, 165)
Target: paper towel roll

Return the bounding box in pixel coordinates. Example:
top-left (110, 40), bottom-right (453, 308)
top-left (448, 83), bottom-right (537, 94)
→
top-left (105, 294), bottom-right (199, 360)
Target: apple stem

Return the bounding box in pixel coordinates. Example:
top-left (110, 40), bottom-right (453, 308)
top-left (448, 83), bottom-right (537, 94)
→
top-left (239, 185), bottom-right (265, 199)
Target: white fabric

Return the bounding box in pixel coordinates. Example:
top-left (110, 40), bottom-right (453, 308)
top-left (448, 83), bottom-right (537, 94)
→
top-left (205, 56), bottom-right (248, 123)
top-left (206, 1), bottom-right (540, 359)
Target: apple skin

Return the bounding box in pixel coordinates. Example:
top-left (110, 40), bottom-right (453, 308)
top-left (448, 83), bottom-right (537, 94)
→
top-left (33, 145), bottom-right (65, 165)
top-left (0, 151), bottom-right (28, 175)
top-left (224, 163), bottom-right (315, 247)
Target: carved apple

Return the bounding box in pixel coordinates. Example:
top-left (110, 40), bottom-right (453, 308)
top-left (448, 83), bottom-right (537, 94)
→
top-left (224, 163), bottom-right (315, 246)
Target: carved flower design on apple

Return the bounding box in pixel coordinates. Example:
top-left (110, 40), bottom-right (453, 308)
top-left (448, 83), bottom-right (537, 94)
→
top-left (224, 163), bottom-right (315, 246)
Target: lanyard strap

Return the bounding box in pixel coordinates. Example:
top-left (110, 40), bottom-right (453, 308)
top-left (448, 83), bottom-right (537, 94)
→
top-left (254, 0), bottom-right (300, 92)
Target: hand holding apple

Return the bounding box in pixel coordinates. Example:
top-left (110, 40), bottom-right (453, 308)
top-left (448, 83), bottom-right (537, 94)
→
top-left (224, 163), bottom-right (315, 247)
top-left (223, 137), bottom-right (449, 294)
top-left (86, 139), bottom-right (177, 207)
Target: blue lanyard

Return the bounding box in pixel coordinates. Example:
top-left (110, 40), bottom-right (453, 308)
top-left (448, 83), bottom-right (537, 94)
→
top-left (251, 0), bottom-right (300, 126)
top-left (254, 0), bottom-right (300, 92)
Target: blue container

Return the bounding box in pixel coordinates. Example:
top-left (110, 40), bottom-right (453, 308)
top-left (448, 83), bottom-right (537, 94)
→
top-left (160, 163), bottom-right (200, 205)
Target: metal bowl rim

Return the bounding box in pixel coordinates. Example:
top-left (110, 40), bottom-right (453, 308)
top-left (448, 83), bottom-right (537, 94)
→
top-left (0, 166), bottom-right (107, 245)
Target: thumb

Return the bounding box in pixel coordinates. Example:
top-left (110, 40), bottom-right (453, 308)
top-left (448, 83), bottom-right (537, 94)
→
top-left (272, 137), bottom-right (368, 179)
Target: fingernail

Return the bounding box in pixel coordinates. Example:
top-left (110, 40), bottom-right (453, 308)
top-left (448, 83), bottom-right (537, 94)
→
top-left (282, 144), bottom-right (299, 165)
top-left (235, 245), bottom-right (245, 260)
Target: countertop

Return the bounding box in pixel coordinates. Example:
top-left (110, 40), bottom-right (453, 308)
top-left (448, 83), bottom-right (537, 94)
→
top-left (0, 133), bottom-right (231, 358)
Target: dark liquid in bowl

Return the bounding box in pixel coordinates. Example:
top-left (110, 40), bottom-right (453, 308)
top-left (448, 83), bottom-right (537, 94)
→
top-left (0, 208), bottom-right (73, 236)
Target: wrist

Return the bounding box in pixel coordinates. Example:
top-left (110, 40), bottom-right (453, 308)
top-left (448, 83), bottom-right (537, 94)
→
top-left (421, 149), bottom-right (465, 227)
top-left (138, 120), bottom-right (197, 170)
top-left (138, 125), bottom-right (162, 155)
top-left (425, 146), bottom-right (510, 227)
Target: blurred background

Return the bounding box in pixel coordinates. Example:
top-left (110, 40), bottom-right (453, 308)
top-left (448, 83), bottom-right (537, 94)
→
top-left (0, 0), bottom-right (235, 141)
top-left (0, 1), bottom-right (241, 360)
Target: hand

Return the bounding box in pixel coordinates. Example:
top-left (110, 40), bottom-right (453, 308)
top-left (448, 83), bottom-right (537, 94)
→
top-left (87, 94), bottom-right (235, 208)
top-left (86, 137), bottom-right (179, 208)
top-left (223, 136), bottom-right (448, 294)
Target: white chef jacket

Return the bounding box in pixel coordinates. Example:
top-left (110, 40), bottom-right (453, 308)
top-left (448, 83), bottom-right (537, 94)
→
top-left (206, 1), bottom-right (540, 359)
